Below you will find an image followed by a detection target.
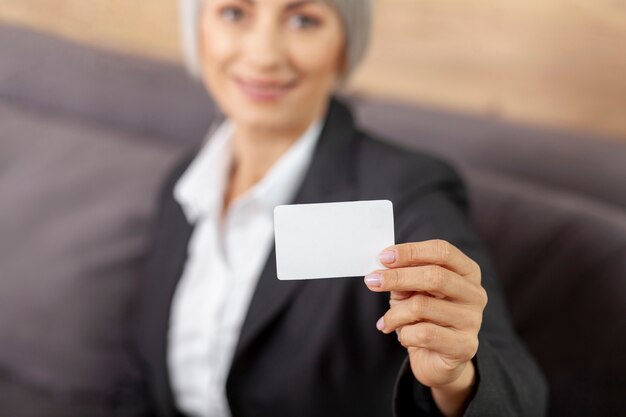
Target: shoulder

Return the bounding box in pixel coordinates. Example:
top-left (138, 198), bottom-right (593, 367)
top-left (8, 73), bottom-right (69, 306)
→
top-left (353, 128), bottom-right (467, 206)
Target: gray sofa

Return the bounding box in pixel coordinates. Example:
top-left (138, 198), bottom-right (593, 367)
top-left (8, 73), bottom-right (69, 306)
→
top-left (1, 24), bottom-right (625, 417)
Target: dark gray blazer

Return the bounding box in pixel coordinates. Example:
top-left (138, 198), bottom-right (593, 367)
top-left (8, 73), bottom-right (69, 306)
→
top-left (122, 98), bottom-right (547, 417)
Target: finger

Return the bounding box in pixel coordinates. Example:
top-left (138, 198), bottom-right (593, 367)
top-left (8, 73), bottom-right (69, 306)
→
top-left (390, 291), bottom-right (413, 301)
top-left (398, 322), bottom-right (478, 363)
top-left (379, 294), bottom-right (481, 334)
top-left (389, 290), bottom-right (413, 307)
top-left (365, 265), bottom-right (483, 303)
top-left (390, 290), bottom-right (426, 307)
top-left (379, 240), bottom-right (479, 279)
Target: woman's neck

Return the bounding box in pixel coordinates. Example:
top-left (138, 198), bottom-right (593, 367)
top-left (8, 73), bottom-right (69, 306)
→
top-left (222, 122), bottom-right (308, 213)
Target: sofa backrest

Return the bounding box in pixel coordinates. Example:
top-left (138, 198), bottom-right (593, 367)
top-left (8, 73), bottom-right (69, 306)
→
top-left (0, 24), bottom-right (215, 148)
top-left (3, 25), bottom-right (625, 211)
top-left (351, 97), bottom-right (626, 211)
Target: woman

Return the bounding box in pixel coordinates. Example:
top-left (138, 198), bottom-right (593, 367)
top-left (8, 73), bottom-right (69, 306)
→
top-left (122, 0), bottom-right (547, 416)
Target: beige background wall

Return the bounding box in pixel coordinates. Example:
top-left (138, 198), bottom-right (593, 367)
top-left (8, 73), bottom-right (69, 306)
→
top-left (2, 0), bottom-right (626, 139)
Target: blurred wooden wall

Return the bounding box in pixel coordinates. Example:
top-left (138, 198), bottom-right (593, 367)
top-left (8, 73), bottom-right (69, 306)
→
top-left (2, 0), bottom-right (626, 139)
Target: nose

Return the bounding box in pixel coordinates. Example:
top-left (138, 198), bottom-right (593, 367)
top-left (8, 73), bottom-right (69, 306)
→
top-left (243, 17), bottom-right (285, 71)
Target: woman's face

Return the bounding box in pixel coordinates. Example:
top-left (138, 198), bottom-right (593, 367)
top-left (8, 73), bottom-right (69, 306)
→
top-left (200, 0), bottom-right (345, 133)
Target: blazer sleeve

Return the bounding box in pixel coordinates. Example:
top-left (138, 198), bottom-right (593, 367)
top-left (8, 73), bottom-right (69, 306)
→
top-left (389, 167), bottom-right (548, 417)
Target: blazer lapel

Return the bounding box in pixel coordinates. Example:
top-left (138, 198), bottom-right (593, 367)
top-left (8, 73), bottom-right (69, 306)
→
top-left (229, 97), bottom-right (361, 373)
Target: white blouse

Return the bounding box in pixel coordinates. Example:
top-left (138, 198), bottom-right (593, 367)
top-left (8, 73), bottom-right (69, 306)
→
top-left (168, 119), bottom-right (322, 417)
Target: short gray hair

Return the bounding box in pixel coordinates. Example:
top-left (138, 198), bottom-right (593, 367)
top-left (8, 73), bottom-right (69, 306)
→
top-left (179, 0), bottom-right (373, 80)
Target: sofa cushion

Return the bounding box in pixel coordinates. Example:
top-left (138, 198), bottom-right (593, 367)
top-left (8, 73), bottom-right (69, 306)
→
top-left (0, 99), bottom-right (182, 413)
top-left (465, 170), bottom-right (626, 417)
top-left (0, 374), bottom-right (102, 417)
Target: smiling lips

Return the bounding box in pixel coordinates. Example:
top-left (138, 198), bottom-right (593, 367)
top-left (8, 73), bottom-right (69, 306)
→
top-left (233, 76), bottom-right (297, 102)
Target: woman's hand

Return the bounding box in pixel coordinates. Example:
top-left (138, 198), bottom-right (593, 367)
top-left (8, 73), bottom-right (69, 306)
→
top-left (364, 240), bottom-right (488, 417)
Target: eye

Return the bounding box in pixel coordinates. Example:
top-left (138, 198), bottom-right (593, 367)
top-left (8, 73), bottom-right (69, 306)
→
top-left (220, 6), bottom-right (246, 22)
top-left (288, 14), bottom-right (321, 29)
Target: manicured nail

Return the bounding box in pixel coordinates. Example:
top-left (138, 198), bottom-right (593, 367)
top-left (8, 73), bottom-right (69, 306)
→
top-left (379, 250), bottom-right (397, 264)
top-left (364, 273), bottom-right (382, 287)
top-left (376, 316), bottom-right (385, 331)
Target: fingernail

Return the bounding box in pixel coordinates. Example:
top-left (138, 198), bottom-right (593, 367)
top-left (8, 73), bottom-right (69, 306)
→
top-left (379, 250), bottom-right (396, 264)
top-left (376, 316), bottom-right (385, 331)
top-left (364, 273), bottom-right (382, 287)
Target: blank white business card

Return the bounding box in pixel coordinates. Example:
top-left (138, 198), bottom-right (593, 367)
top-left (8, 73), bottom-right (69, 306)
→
top-left (274, 200), bottom-right (395, 280)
